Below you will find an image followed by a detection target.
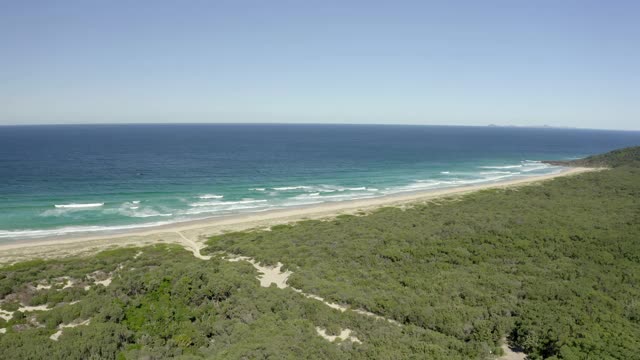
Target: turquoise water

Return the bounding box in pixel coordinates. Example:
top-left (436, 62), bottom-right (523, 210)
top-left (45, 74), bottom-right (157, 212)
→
top-left (1, 124), bottom-right (639, 241)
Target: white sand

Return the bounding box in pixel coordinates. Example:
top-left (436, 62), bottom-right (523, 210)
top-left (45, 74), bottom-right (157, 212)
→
top-left (499, 340), bottom-right (527, 360)
top-left (227, 256), bottom-right (292, 288)
top-left (315, 327), bottom-right (361, 344)
top-left (293, 290), bottom-right (350, 312)
top-left (49, 319), bottom-right (90, 341)
top-left (0, 167), bottom-right (597, 266)
top-left (0, 310), bottom-right (12, 321)
top-left (18, 304), bottom-right (50, 312)
top-left (34, 277), bottom-right (76, 290)
top-left (61, 277), bottom-right (75, 289)
top-left (353, 309), bottom-right (401, 325)
top-left (0, 304), bottom-right (51, 321)
top-left (85, 270), bottom-right (115, 289)
top-left (94, 278), bottom-right (112, 287)
top-left (175, 231), bottom-right (211, 260)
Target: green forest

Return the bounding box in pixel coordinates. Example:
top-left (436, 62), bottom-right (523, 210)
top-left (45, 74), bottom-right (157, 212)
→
top-left (1, 147), bottom-right (639, 359)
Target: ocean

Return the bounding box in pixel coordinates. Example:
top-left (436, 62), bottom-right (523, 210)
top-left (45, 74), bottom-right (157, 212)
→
top-left (1, 124), bottom-right (639, 241)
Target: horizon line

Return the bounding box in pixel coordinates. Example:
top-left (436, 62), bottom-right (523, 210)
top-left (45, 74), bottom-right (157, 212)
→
top-left (0, 122), bottom-right (638, 132)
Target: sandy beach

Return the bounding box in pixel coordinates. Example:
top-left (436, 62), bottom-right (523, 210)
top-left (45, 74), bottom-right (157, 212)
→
top-left (0, 167), bottom-right (598, 265)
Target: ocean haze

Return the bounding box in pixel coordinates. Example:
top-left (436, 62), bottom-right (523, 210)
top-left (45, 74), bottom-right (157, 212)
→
top-left (1, 1), bottom-right (639, 130)
top-left (1, 124), bottom-right (640, 241)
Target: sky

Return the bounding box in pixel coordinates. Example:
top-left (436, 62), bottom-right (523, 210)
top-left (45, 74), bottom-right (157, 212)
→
top-left (0, 0), bottom-right (638, 130)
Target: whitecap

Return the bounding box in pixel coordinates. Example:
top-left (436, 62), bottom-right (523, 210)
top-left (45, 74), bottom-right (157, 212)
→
top-left (198, 194), bottom-right (224, 199)
top-left (105, 204), bottom-right (172, 218)
top-left (0, 221), bottom-right (175, 240)
top-left (478, 165), bottom-right (522, 169)
top-left (293, 193), bottom-right (321, 200)
top-left (54, 203), bottom-right (104, 209)
top-left (181, 203), bottom-right (271, 215)
top-left (480, 171), bottom-right (515, 175)
top-left (130, 212), bottom-right (172, 218)
top-left (189, 199), bottom-right (267, 207)
top-left (272, 186), bottom-right (313, 191)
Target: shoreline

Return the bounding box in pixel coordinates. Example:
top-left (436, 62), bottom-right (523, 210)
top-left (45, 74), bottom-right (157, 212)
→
top-left (0, 167), bottom-right (598, 264)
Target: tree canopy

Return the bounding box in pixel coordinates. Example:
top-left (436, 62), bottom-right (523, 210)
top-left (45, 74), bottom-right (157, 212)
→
top-left (1, 147), bottom-right (639, 359)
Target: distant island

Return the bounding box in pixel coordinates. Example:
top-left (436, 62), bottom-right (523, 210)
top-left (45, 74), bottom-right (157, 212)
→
top-left (488, 124), bottom-right (569, 129)
top-left (1, 146), bottom-right (639, 359)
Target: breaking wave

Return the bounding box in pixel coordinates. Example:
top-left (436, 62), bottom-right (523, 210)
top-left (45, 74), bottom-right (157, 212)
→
top-left (54, 203), bottom-right (104, 209)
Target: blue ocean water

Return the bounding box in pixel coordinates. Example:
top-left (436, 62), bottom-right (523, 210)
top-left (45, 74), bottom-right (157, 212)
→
top-left (1, 124), bottom-right (639, 241)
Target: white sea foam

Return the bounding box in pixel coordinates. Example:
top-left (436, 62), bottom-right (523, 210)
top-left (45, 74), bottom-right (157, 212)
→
top-left (383, 171), bottom-right (534, 195)
top-left (6, 161), bottom-right (564, 241)
top-left (54, 203), bottom-right (104, 209)
top-left (130, 212), bottom-right (173, 218)
top-left (272, 184), bottom-right (374, 193)
top-left (333, 186), bottom-right (369, 192)
top-left (0, 221), bottom-right (174, 240)
top-left (198, 194), bottom-right (224, 199)
top-left (103, 203), bottom-right (174, 218)
top-left (521, 165), bottom-right (550, 172)
top-left (272, 186), bottom-right (313, 191)
top-left (480, 171), bottom-right (516, 175)
top-left (478, 159), bottom-right (552, 173)
top-left (181, 203), bottom-right (271, 215)
top-left (189, 199), bottom-right (267, 207)
top-left (479, 165), bottom-right (522, 169)
top-left (290, 192), bottom-right (377, 203)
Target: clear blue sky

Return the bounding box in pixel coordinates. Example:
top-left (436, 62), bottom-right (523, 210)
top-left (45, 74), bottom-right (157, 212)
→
top-left (1, 0), bottom-right (638, 130)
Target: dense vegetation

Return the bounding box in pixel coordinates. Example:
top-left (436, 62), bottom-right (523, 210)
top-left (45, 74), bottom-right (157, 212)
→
top-left (0, 246), bottom-right (423, 359)
top-left (1, 147), bottom-right (639, 359)
top-left (545, 145), bottom-right (640, 168)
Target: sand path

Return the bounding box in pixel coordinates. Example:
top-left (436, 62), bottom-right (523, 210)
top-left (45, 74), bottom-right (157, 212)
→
top-left (225, 254), bottom-right (400, 326)
top-left (498, 339), bottom-right (527, 360)
top-left (49, 319), bottom-right (91, 341)
top-left (175, 231), bottom-right (211, 260)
